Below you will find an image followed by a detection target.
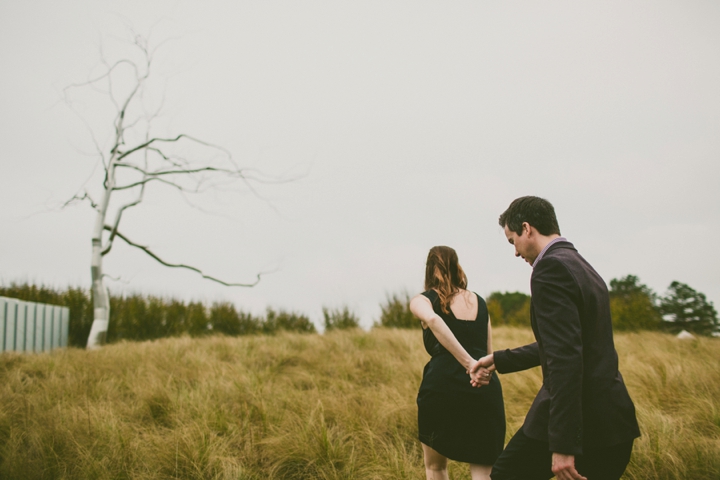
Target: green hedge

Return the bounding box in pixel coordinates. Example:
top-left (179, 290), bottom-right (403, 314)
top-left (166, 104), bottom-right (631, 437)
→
top-left (0, 283), bottom-right (315, 347)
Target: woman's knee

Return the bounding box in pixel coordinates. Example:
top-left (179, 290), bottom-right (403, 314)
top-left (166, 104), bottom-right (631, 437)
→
top-left (422, 444), bottom-right (448, 471)
top-left (424, 454), bottom-right (447, 471)
top-left (470, 463), bottom-right (492, 480)
top-left (425, 460), bottom-right (447, 472)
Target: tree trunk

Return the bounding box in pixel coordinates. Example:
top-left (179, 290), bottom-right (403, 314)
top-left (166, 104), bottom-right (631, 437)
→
top-left (86, 166), bottom-right (115, 349)
top-left (86, 239), bottom-right (110, 349)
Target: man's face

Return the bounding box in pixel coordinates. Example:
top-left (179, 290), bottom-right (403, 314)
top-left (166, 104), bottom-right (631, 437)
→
top-left (504, 224), bottom-right (537, 266)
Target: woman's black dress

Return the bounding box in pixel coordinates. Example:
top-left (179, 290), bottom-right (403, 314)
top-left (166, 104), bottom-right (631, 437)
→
top-left (417, 289), bottom-right (505, 465)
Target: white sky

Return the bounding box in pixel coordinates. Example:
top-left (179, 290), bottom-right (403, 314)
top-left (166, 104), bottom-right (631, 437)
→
top-left (1, 1), bottom-right (719, 330)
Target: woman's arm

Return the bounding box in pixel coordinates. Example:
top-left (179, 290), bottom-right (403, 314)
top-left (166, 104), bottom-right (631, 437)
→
top-left (409, 294), bottom-right (476, 372)
top-left (469, 315), bottom-right (495, 387)
top-left (487, 316), bottom-right (493, 355)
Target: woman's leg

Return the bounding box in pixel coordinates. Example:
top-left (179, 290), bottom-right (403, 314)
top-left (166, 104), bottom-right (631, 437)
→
top-left (470, 463), bottom-right (492, 480)
top-left (421, 443), bottom-right (449, 480)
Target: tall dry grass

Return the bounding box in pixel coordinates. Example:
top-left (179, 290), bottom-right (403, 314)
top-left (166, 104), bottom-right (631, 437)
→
top-left (0, 328), bottom-right (718, 479)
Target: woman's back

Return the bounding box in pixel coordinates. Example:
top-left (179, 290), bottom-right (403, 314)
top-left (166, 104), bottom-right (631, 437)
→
top-left (422, 289), bottom-right (489, 363)
top-left (448, 289), bottom-right (479, 320)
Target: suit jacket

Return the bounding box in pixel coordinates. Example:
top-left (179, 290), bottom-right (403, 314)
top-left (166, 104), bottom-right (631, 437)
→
top-left (493, 241), bottom-right (640, 455)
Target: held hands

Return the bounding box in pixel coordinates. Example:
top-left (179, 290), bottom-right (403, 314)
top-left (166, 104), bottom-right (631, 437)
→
top-left (468, 354), bottom-right (495, 387)
top-left (552, 453), bottom-right (587, 480)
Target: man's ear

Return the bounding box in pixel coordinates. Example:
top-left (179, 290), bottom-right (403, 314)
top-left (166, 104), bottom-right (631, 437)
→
top-left (522, 222), bottom-right (532, 236)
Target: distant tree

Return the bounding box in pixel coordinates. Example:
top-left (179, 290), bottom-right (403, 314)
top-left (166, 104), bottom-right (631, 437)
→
top-left (486, 297), bottom-right (503, 326)
top-left (208, 302), bottom-right (238, 335)
top-left (608, 275), bottom-right (662, 331)
top-left (505, 299), bottom-right (531, 327)
top-left (209, 302), bottom-right (261, 336)
top-left (376, 293), bottom-right (418, 329)
top-left (659, 281), bottom-right (719, 336)
top-left (486, 291), bottom-right (531, 326)
top-left (263, 308), bottom-right (316, 334)
top-left (63, 287), bottom-right (95, 346)
top-left (164, 299), bottom-right (190, 337)
top-left (186, 301), bottom-right (210, 337)
top-left (323, 306), bottom-right (360, 331)
top-left (62, 34), bottom-right (275, 349)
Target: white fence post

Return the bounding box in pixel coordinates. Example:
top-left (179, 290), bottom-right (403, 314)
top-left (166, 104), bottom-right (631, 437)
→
top-left (0, 300), bottom-right (4, 350)
top-left (0, 297), bottom-right (70, 354)
top-left (25, 302), bottom-right (36, 352)
top-left (35, 303), bottom-right (46, 353)
top-left (16, 301), bottom-right (27, 352)
top-left (3, 300), bottom-right (17, 352)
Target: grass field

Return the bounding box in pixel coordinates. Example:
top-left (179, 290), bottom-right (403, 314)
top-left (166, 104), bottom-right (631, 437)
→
top-left (1, 327), bottom-right (719, 479)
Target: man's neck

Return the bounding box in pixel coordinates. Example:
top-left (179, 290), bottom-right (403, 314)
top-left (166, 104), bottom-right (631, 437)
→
top-left (531, 234), bottom-right (565, 268)
top-left (535, 233), bottom-right (561, 253)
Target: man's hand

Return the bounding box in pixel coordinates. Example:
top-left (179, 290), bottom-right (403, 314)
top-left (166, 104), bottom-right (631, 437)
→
top-left (469, 354), bottom-right (495, 387)
top-left (551, 453), bottom-right (586, 480)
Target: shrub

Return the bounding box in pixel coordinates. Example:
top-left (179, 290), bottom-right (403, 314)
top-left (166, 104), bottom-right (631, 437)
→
top-left (209, 302), bottom-right (261, 335)
top-left (608, 275), bottom-right (662, 331)
top-left (322, 306), bottom-right (360, 331)
top-left (376, 293), bottom-right (418, 328)
top-left (263, 308), bottom-right (316, 334)
top-left (486, 291), bottom-right (531, 326)
top-left (660, 281), bottom-right (719, 336)
top-left (186, 301), bottom-right (210, 337)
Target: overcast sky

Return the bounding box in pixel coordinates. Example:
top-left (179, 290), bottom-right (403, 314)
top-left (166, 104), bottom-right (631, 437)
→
top-left (2, 1), bottom-right (719, 329)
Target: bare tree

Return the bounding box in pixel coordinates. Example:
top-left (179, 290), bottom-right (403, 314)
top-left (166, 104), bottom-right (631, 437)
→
top-left (64, 35), bottom-right (267, 349)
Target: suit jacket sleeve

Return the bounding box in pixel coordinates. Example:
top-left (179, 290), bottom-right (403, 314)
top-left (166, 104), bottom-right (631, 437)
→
top-left (493, 342), bottom-right (540, 373)
top-left (532, 257), bottom-right (584, 455)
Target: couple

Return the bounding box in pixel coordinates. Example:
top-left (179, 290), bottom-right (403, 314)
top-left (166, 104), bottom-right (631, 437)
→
top-left (409, 196), bottom-right (640, 480)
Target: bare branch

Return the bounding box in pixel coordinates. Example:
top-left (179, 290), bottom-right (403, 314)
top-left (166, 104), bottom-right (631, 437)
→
top-left (143, 81), bottom-right (167, 124)
top-left (145, 146), bottom-right (188, 167)
top-left (101, 273), bottom-right (128, 284)
top-left (62, 59), bottom-right (137, 95)
top-left (116, 164), bottom-right (246, 178)
top-left (116, 133), bottom-right (231, 162)
top-left (104, 225), bottom-right (262, 287)
top-left (111, 176), bottom-right (203, 192)
top-left (102, 183), bottom-right (146, 256)
top-left (60, 98), bottom-right (109, 173)
top-left (63, 191), bottom-right (100, 211)
top-left (112, 66), bottom-right (146, 153)
top-left (120, 114), bottom-right (144, 132)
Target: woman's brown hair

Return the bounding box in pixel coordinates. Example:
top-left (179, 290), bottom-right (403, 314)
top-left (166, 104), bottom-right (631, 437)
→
top-left (424, 246), bottom-right (468, 314)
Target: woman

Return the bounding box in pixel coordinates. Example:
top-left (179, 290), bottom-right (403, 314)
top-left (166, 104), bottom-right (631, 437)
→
top-left (409, 246), bottom-right (505, 480)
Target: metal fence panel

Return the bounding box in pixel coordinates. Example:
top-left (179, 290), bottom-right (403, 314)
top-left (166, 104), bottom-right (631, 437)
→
top-left (25, 303), bottom-right (36, 352)
top-left (52, 305), bottom-right (63, 349)
top-left (60, 307), bottom-right (69, 348)
top-left (43, 305), bottom-right (53, 352)
top-left (16, 301), bottom-right (27, 352)
top-left (0, 297), bottom-right (69, 354)
top-left (0, 299), bottom-right (6, 351)
top-left (4, 299), bottom-right (17, 351)
top-left (35, 303), bottom-right (46, 353)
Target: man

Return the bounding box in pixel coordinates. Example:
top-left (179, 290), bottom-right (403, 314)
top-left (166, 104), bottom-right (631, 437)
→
top-left (471, 196), bottom-right (640, 480)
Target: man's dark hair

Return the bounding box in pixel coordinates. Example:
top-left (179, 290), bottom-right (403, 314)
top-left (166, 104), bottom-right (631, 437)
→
top-left (499, 196), bottom-right (561, 236)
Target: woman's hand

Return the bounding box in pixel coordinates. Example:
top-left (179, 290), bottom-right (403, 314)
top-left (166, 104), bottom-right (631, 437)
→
top-left (469, 354), bottom-right (495, 387)
top-left (469, 367), bottom-right (492, 387)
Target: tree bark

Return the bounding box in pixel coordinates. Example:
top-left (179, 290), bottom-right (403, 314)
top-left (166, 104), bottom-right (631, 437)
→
top-left (86, 241), bottom-right (110, 349)
top-left (86, 162), bottom-right (116, 349)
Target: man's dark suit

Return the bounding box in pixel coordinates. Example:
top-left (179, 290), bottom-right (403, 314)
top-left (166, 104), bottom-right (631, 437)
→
top-left (492, 241), bottom-right (640, 477)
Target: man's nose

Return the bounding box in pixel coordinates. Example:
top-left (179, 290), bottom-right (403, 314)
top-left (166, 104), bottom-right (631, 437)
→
top-left (515, 249), bottom-right (520, 257)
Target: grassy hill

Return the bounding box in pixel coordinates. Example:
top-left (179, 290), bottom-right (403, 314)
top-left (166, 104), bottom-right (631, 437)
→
top-left (1, 327), bottom-right (718, 479)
